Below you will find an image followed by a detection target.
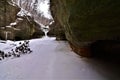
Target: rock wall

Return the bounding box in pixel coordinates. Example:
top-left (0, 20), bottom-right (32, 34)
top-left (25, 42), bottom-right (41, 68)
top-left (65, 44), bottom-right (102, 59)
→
top-left (0, 0), bottom-right (44, 40)
top-left (12, 0), bottom-right (53, 25)
top-left (48, 19), bottom-right (66, 40)
top-left (0, 0), bottom-right (19, 40)
top-left (0, 0), bottom-right (19, 27)
top-left (14, 17), bottom-right (44, 40)
top-left (49, 0), bottom-right (67, 40)
top-left (50, 0), bottom-right (120, 57)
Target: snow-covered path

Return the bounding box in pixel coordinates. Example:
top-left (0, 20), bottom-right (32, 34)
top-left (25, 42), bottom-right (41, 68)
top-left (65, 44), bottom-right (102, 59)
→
top-left (0, 37), bottom-right (120, 80)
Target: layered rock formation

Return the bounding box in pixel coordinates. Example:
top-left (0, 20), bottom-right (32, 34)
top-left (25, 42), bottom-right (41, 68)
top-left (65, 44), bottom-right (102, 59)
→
top-left (0, 0), bottom-right (19, 27)
top-left (12, 0), bottom-right (53, 25)
top-left (0, 0), bottom-right (48, 40)
top-left (0, 0), bottom-right (66, 40)
top-left (50, 0), bottom-right (120, 57)
top-left (13, 17), bottom-right (44, 40)
top-left (14, 0), bottom-right (66, 40)
top-left (0, 0), bottom-right (19, 40)
top-left (48, 20), bottom-right (66, 40)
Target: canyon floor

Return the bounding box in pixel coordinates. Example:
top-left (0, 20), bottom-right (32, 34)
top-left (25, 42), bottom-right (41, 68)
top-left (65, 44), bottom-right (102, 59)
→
top-left (0, 37), bottom-right (120, 80)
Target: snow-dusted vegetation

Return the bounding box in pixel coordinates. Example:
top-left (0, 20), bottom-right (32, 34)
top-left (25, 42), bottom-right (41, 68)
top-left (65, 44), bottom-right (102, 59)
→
top-left (0, 40), bottom-right (32, 61)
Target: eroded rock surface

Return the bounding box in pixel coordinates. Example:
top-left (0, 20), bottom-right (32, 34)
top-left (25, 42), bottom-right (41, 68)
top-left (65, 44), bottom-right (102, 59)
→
top-left (50, 0), bottom-right (120, 57)
top-left (0, 0), bottom-right (19, 27)
top-left (0, 0), bottom-right (45, 40)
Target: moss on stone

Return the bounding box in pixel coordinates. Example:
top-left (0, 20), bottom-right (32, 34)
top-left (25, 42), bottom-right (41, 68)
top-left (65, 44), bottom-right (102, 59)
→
top-left (50, 0), bottom-right (120, 56)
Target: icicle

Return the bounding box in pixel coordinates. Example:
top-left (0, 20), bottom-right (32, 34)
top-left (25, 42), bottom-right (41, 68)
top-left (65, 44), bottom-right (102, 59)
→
top-left (41, 25), bottom-right (49, 37)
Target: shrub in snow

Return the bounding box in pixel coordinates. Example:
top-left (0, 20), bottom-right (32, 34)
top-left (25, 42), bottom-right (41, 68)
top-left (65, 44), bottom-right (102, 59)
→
top-left (0, 40), bottom-right (32, 61)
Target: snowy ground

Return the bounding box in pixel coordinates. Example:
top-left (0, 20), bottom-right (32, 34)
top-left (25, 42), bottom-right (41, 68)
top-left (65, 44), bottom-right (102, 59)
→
top-left (0, 36), bottom-right (120, 80)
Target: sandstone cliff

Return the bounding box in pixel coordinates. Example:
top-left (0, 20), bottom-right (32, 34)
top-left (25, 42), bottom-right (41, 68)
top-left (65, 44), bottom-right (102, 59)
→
top-left (50, 0), bottom-right (120, 57)
top-left (0, 0), bottom-right (44, 40)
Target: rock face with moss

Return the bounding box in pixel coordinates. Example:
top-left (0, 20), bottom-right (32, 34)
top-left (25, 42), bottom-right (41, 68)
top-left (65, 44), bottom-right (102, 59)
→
top-left (14, 17), bottom-right (44, 40)
top-left (0, 0), bottom-right (19, 40)
top-left (0, 0), bottom-right (19, 27)
top-left (48, 20), bottom-right (66, 40)
top-left (0, 0), bottom-right (44, 40)
top-left (50, 0), bottom-right (120, 57)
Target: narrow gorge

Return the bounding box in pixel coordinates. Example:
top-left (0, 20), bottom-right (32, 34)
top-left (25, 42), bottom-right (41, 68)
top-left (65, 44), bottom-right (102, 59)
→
top-left (1, 0), bottom-right (120, 79)
top-left (1, 0), bottom-right (120, 58)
